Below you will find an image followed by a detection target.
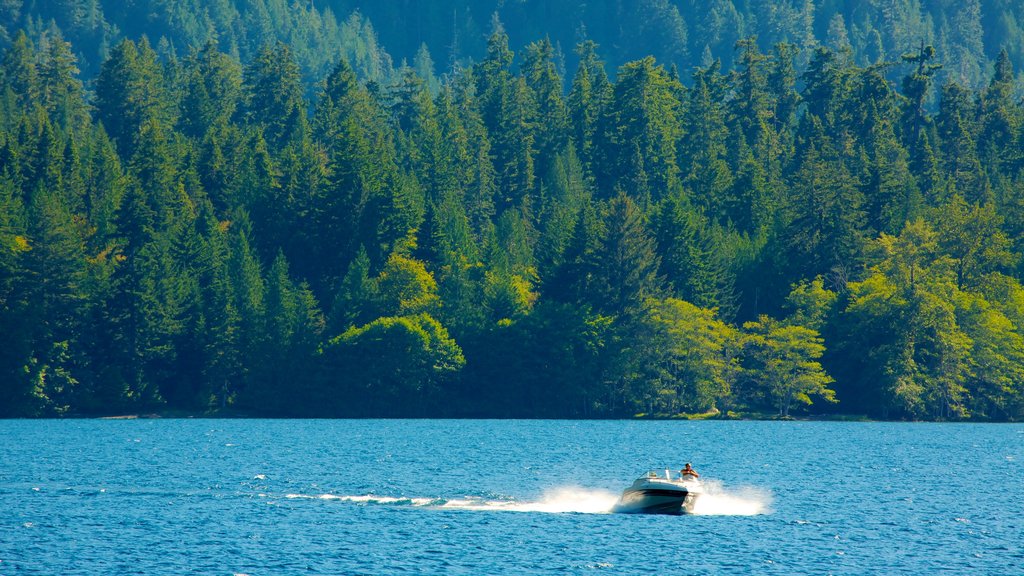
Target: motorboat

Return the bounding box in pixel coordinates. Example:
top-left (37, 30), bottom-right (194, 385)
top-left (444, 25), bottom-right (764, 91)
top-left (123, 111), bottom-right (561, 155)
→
top-left (611, 469), bottom-right (702, 515)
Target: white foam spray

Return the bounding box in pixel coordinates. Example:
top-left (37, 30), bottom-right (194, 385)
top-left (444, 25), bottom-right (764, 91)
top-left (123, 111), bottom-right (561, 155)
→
top-left (690, 480), bottom-right (772, 515)
top-left (440, 487), bottom-right (619, 514)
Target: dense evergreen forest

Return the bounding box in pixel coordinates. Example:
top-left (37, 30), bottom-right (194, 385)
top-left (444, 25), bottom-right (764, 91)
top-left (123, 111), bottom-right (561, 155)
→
top-left (3, 0), bottom-right (1024, 91)
top-left (2, 2), bottom-right (1024, 420)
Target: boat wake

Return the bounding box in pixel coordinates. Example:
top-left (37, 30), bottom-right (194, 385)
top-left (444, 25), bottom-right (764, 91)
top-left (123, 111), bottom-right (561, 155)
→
top-left (283, 493), bottom-right (444, 506)
top-left (280, 482), bottom-right (770, 515)
top-left (281, 487), bottom-right (618, 514)
top-left (442, 487), bottom-right (620, 514)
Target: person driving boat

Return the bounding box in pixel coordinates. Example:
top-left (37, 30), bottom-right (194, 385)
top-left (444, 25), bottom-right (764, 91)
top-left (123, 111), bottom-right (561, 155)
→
top-left (680, 463), bottom-right (699, 479)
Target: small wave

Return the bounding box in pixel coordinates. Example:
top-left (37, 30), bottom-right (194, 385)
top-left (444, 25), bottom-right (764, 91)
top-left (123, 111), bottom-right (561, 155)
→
top-left (571, 562), bottom-right (615, 570)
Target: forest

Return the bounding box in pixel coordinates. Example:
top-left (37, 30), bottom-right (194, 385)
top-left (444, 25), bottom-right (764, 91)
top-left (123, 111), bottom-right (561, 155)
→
top-left (1, 1), bottom-right (1024, 420)
top-left (5, 1), bottom-right (1024, 91)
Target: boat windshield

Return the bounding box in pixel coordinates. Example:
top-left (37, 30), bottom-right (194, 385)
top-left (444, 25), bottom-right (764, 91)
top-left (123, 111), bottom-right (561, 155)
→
top-left (642, 469), bottom-right (698, 482)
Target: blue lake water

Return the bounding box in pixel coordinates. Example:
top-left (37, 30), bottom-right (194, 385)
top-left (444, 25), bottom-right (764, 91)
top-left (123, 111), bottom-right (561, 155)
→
top-left (1, 420), bottom-right (1021, 574)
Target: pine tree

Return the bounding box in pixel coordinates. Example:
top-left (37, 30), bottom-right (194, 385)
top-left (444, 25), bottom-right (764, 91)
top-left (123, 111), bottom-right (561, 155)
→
top-left (446, 77), bottom-right (496, 240)
top-left (654, 192), bottom-right (732, 311)
top-left (595, 56), bottom-right (681, 204)
top-left (312, 57), bottom-right (416, 289)
top-left (937, 81), bottom-right (989, 204)
top-left (731, 37), bottom-right (770, 148)
top-left (38, 29), bottom-right (89, 133)
top-left (227, 213), bottom-right (265, 387)
top-left (1, 31), bottom-right (39, 110)
top-left (473, 17), bottom-right (537, 216)
top-left (241, 42), bottom-right (304, 148)
top-left (413, 43), bottom-right (439, 95)
top-left (248, 251), bottom-right (297, 413)
top-left (568, 39), bottom-right (612, 177)
top-left (521, 38), bottom-right (568, 171)
top-left (106, 180), bottom-right (175, 408)
top-left (128, 118), bottom-right (181, 227)
top-left (767, 42), bottom-right (799, 138)
top-left (900, 43), bottom-right (941, 156)
top-left (978, 49), bottom-right (1020, 173)
top-left (860, 101), bottom-right (921, 235)
top-left (492, 75), bottom-right (537, 215)
top-left (328, 245), bottom-right (376, 335)
top-left (0, 174), bottom-right (31, 415)
top-left (726, 128), bottom-right (775, 233)
top-left (801, 47), bottom-right (848, 132)
top-left (179, 42), bottom-right (243, 139)
top-left (95, 37), bottom-right (175, 157)
top-left (592, 192), bottom-right (663, 317)
top-left (17, 188), bottom-right (87, 414)
top-left (83, 125), bottom-right (127, 252)
top-left (249, 251), bottom-right (322, 414)
top-left (783, 114), bottom-right (866, 284)
top-left (475, 15), bottom-right (515, 135)
top-left (681, 60), bottom-right (732, 219)
top-left (544, 202), bottom-right (601, 306)
top-left (403, 75), bottom-right (450, 204)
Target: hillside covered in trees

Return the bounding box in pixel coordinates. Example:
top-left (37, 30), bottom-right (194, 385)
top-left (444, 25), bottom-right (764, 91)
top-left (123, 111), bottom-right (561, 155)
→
top-left (2, 2), bottom-right (1024, 420)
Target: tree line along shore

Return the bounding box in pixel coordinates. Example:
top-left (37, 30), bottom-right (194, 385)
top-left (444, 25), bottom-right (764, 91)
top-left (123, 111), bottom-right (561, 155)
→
top-left (2, 8), bottom-right (1024, 420)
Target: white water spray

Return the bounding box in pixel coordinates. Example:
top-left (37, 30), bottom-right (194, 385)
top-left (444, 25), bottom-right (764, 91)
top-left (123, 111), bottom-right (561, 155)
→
top-left (441, 487), bottom-right (619, 514)
top-left (690, 480), bottom-right (772, 515)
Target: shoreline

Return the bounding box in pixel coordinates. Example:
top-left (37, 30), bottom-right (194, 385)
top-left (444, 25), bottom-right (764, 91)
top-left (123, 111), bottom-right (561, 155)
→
top-left (10, 411), bottom-right (1017, 423)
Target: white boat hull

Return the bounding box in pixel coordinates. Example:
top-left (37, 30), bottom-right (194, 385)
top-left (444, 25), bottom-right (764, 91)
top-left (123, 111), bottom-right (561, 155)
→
top-left (612, 476), bottom-right (701, 515)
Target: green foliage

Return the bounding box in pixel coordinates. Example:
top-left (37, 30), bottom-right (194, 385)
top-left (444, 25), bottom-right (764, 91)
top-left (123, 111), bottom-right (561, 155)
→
top-left (591, 192), bottom-right (662, 317)
top-left (95, 38), bottom-right (175, 157)
top-left (2, 10), bottom-right (1024, 421)
top-left (934, 196), bottom-right (1017, 289)
top-left (595, 56), bottom-right (681, 204)
top-left (785, 277), bottom-right (838, 332)
top-left (830, 219), bottom-right (1024, 420)
top-left (319, 313), bottom-right (464, 416)
top-left (644, 298), bottom-right (740, 415)
top-left (242, 42), bottom-right (303, 148)
top-left (375, 253), bottom-right (439, 317)
top-left (179, 42), bottom-right (243, 139)
top-left (742, 315), bottom-right (836, 417)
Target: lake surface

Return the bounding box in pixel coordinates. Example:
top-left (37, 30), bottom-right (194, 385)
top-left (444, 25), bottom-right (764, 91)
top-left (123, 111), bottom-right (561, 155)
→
top-left (1, 420), bottom-right (1021, 575)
